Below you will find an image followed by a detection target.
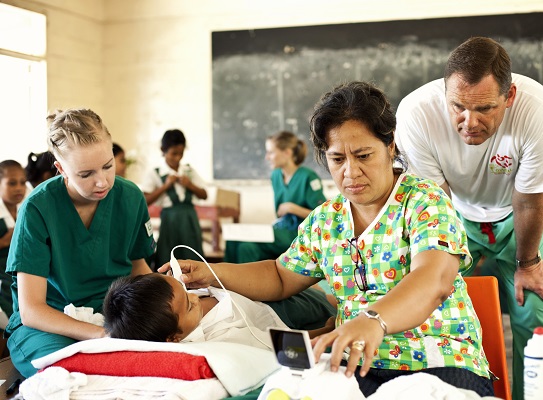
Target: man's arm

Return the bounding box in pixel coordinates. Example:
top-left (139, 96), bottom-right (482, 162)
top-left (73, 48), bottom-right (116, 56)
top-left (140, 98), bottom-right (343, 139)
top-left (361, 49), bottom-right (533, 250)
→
top-left (440, 181), bottom-right (452, 198)
top-left (512, 189), bottom-right (543, 305)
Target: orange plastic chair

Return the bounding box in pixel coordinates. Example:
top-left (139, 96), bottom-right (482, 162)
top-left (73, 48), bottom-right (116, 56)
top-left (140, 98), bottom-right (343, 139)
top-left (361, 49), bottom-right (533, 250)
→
top-left (464, 276), bottom-right (511, 400)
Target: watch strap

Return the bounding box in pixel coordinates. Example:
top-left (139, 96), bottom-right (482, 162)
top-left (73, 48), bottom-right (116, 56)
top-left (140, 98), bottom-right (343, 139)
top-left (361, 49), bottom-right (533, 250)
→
top-left (516, 251), bottom-right (541, 268)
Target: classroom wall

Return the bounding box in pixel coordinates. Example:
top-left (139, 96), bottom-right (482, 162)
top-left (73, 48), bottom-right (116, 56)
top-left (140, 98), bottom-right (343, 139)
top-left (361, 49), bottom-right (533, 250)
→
top-left (4, 0), bottom-right (543, 223)
top-left (101, 0), bottom-right (543, 223)
top-left (2, 0), bottom-right (105, 116)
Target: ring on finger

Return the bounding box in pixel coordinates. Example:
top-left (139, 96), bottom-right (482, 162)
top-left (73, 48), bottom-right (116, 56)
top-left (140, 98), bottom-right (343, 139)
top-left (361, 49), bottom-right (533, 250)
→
top-left (351, 340), bottom-right (366, 352)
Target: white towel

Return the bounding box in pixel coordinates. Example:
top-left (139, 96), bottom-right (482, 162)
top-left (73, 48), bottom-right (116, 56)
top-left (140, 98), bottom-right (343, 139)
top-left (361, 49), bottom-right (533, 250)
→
top-left (69, 374), bottom-right (227, 400)
top-left (258, 363), bottom-right (365, 400)
top-left (31, 337), bottom-right (279, 397)
top-left (64, 304), bottom-right (104, 326)
top-left (19, 366), bottom-right (87, 400)
top-left (367, 372), bottom-right (500, 400)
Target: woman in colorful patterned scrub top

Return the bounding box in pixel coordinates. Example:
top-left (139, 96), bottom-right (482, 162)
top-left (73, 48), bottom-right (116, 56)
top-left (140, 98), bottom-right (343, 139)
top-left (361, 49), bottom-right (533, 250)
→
top-left (167, 81), bottom-right (494, 397)
top-left (4, 109), bottom-right (156, 378)
top-left (224, 130), bottom-right (326, 263)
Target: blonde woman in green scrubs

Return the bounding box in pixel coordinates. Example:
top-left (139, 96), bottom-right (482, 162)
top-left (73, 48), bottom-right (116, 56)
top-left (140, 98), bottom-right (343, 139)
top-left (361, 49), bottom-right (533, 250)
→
top-left (225, 131), bottom-right (326, 263)
top-left (4, 109), bottom-right (156, 378)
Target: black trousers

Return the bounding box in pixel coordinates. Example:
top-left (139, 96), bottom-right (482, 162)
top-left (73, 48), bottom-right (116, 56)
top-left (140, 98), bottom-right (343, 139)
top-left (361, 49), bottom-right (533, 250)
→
top-left (351, 366), bottom-right (495, 397)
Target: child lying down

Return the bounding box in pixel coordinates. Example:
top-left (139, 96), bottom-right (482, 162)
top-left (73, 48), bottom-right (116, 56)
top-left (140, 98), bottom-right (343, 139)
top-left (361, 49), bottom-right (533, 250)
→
top-left (103, 273), bottom-right (335, 349)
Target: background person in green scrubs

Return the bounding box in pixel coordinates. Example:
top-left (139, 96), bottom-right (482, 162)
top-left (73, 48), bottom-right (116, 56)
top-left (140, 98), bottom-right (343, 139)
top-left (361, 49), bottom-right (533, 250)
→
top-left (225, 131), bottom-right (327, 263)
top-left (4, 108), bottom-right (156, 378)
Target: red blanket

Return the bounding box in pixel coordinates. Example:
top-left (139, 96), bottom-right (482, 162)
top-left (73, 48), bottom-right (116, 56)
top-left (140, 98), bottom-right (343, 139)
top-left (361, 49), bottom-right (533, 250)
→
top-left (46, 351), bottom-right (216, 380)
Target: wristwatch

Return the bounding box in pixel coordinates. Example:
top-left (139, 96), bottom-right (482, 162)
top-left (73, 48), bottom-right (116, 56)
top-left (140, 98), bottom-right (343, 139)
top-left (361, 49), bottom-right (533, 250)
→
top-left (516, 251), bottom-right (541, 268)
top-left (363, 310), bottom-right (388, 335)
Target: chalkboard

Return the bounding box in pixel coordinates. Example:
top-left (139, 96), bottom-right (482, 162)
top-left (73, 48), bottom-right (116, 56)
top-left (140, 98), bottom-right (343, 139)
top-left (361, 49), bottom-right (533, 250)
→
top-left (212, 12), bottom-right (543, 179)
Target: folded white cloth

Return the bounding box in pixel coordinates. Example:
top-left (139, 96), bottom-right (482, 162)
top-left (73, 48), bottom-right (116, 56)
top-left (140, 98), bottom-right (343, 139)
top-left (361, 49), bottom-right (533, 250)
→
top-left (31, 337), bottom-right (279, 397)
top-left (258, 355), bottom-right (365, 400)
top-left (19, 366), bottom-right (87, 400)
top-left (69, 374), bottom-right (227, 400)
top-left (64, 304), bottom-right (104, 326)
top-left (367, 372), bottom-right (500, 400)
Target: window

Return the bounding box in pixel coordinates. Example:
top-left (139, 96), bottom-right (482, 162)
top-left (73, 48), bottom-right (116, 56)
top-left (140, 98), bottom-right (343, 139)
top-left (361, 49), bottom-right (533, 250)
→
top-left (0, 3), bottom-right (47, 164)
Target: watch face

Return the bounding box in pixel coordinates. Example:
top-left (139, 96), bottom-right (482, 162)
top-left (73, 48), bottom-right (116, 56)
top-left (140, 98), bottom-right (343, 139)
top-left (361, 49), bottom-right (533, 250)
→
top-left (366, 310), bottom-right (378, 317)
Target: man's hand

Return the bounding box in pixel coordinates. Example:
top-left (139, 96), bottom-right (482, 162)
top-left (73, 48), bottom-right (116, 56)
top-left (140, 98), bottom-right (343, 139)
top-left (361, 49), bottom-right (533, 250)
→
top-left (514, 261), bottom-right (543, 305)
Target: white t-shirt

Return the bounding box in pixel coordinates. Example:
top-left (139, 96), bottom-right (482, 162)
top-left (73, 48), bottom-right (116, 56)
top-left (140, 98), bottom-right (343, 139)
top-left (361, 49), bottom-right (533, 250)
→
top-left (140, 160), bottom-right (206, 208)
top-left (181, 287), bottom-right (288, 350)
top-left (0, 198), bottom-right (16, 229)
top-left (395, 74), bottom-right (543, 222)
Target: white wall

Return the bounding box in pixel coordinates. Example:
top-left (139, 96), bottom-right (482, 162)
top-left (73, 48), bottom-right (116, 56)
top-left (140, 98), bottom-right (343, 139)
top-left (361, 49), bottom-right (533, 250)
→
top-left (100, 0), bottom-right (543, 222)
top-left (3, 0), bottom-right (543, 223)
top-left (3, 0), bottom-right (104, 115)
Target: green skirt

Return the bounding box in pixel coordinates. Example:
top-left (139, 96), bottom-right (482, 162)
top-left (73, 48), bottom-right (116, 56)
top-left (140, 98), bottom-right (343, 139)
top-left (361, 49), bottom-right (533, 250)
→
top-left (155, 203), bottom-right (204, 268)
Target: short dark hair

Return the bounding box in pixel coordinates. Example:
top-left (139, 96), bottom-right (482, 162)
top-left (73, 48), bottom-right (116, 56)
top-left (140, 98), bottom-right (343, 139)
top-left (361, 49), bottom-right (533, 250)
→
top-left (112, 143), bottom-right (124, 157)
top-left (103, 274), bottom-right (180, 342)
top-left (309, 81), bottom-right (405, 172)
top-left (0, 160), bottom-right (24, 180)
top-left (25, 151), bottom-right (57, 187)
top-left (444, 36), bottom-right (512, 95)
top-left (161, 129), bottom-right (186, 152)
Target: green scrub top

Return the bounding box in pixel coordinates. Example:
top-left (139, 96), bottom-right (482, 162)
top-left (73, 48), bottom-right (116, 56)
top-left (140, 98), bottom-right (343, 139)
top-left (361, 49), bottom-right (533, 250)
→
top-left (5, 175), bottom-right (156, 334)
top-left (271, 166), bottom-right (326, 230)
top-left (224, 166), bottom-right (326, 263)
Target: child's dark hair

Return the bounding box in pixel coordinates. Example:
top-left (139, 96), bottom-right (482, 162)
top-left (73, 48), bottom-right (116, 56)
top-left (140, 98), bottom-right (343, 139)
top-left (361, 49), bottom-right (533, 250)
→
top-left (161, 129), bottom-right (186, 152)
top-left (25, 151), bottom-right (57, 187)
top-left (112, 142), bottom-right (124, 156)
top-left (103, 274), bottom-right (180, 342)
top-left (0, 160), bottom-right (24, 179)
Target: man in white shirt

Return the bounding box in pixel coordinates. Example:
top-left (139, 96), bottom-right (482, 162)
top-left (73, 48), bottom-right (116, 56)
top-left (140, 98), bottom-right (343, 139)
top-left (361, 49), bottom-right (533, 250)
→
top-left (395, 36), bottom-right (543, 400)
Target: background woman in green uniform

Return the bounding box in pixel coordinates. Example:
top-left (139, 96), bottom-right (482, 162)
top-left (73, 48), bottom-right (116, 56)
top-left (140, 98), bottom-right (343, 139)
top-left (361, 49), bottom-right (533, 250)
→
top-left (141, 129), bottom-right (208, 267)
top-left (0, 160), bottom-right (27, 328)
top-left (225, 131), bottom-right (327, 263)
top-left (4, 109), bottom-right (156, 378)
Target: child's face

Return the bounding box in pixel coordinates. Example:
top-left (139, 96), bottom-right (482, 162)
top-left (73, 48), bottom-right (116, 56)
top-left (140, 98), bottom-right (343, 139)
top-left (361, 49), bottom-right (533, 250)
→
top-left (164, 274), bottom-right (203, 341)
top-left (163, 144), bottom-right (185, 171)
top-left (0, 166), bottom-right (26, 206)
top-left (54, 140), bottom-right (116, 204)
top-left (114, 151), bottom-right (127, 177)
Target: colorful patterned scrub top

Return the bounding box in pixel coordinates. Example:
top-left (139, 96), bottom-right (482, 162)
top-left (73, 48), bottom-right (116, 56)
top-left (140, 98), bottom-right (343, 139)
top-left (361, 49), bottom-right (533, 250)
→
top-left (278, 174), bottom-right (490, 378)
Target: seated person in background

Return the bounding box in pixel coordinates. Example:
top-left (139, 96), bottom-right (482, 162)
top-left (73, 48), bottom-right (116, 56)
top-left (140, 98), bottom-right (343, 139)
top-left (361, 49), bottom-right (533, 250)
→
top-left (24, 151), bottom-right (57, 190)
top-left (103, 273), bottom-right (335, 349)
top-left (141, 129), bottom-right (208, 266)
top-left (165, 81), bottom-right (494, 398)
top-left (0, 160), bottom-right (27, 327)
top-left (112, 142), bottom-right (128, 178)
top-left (225, 131), bottom-right (326, 263)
